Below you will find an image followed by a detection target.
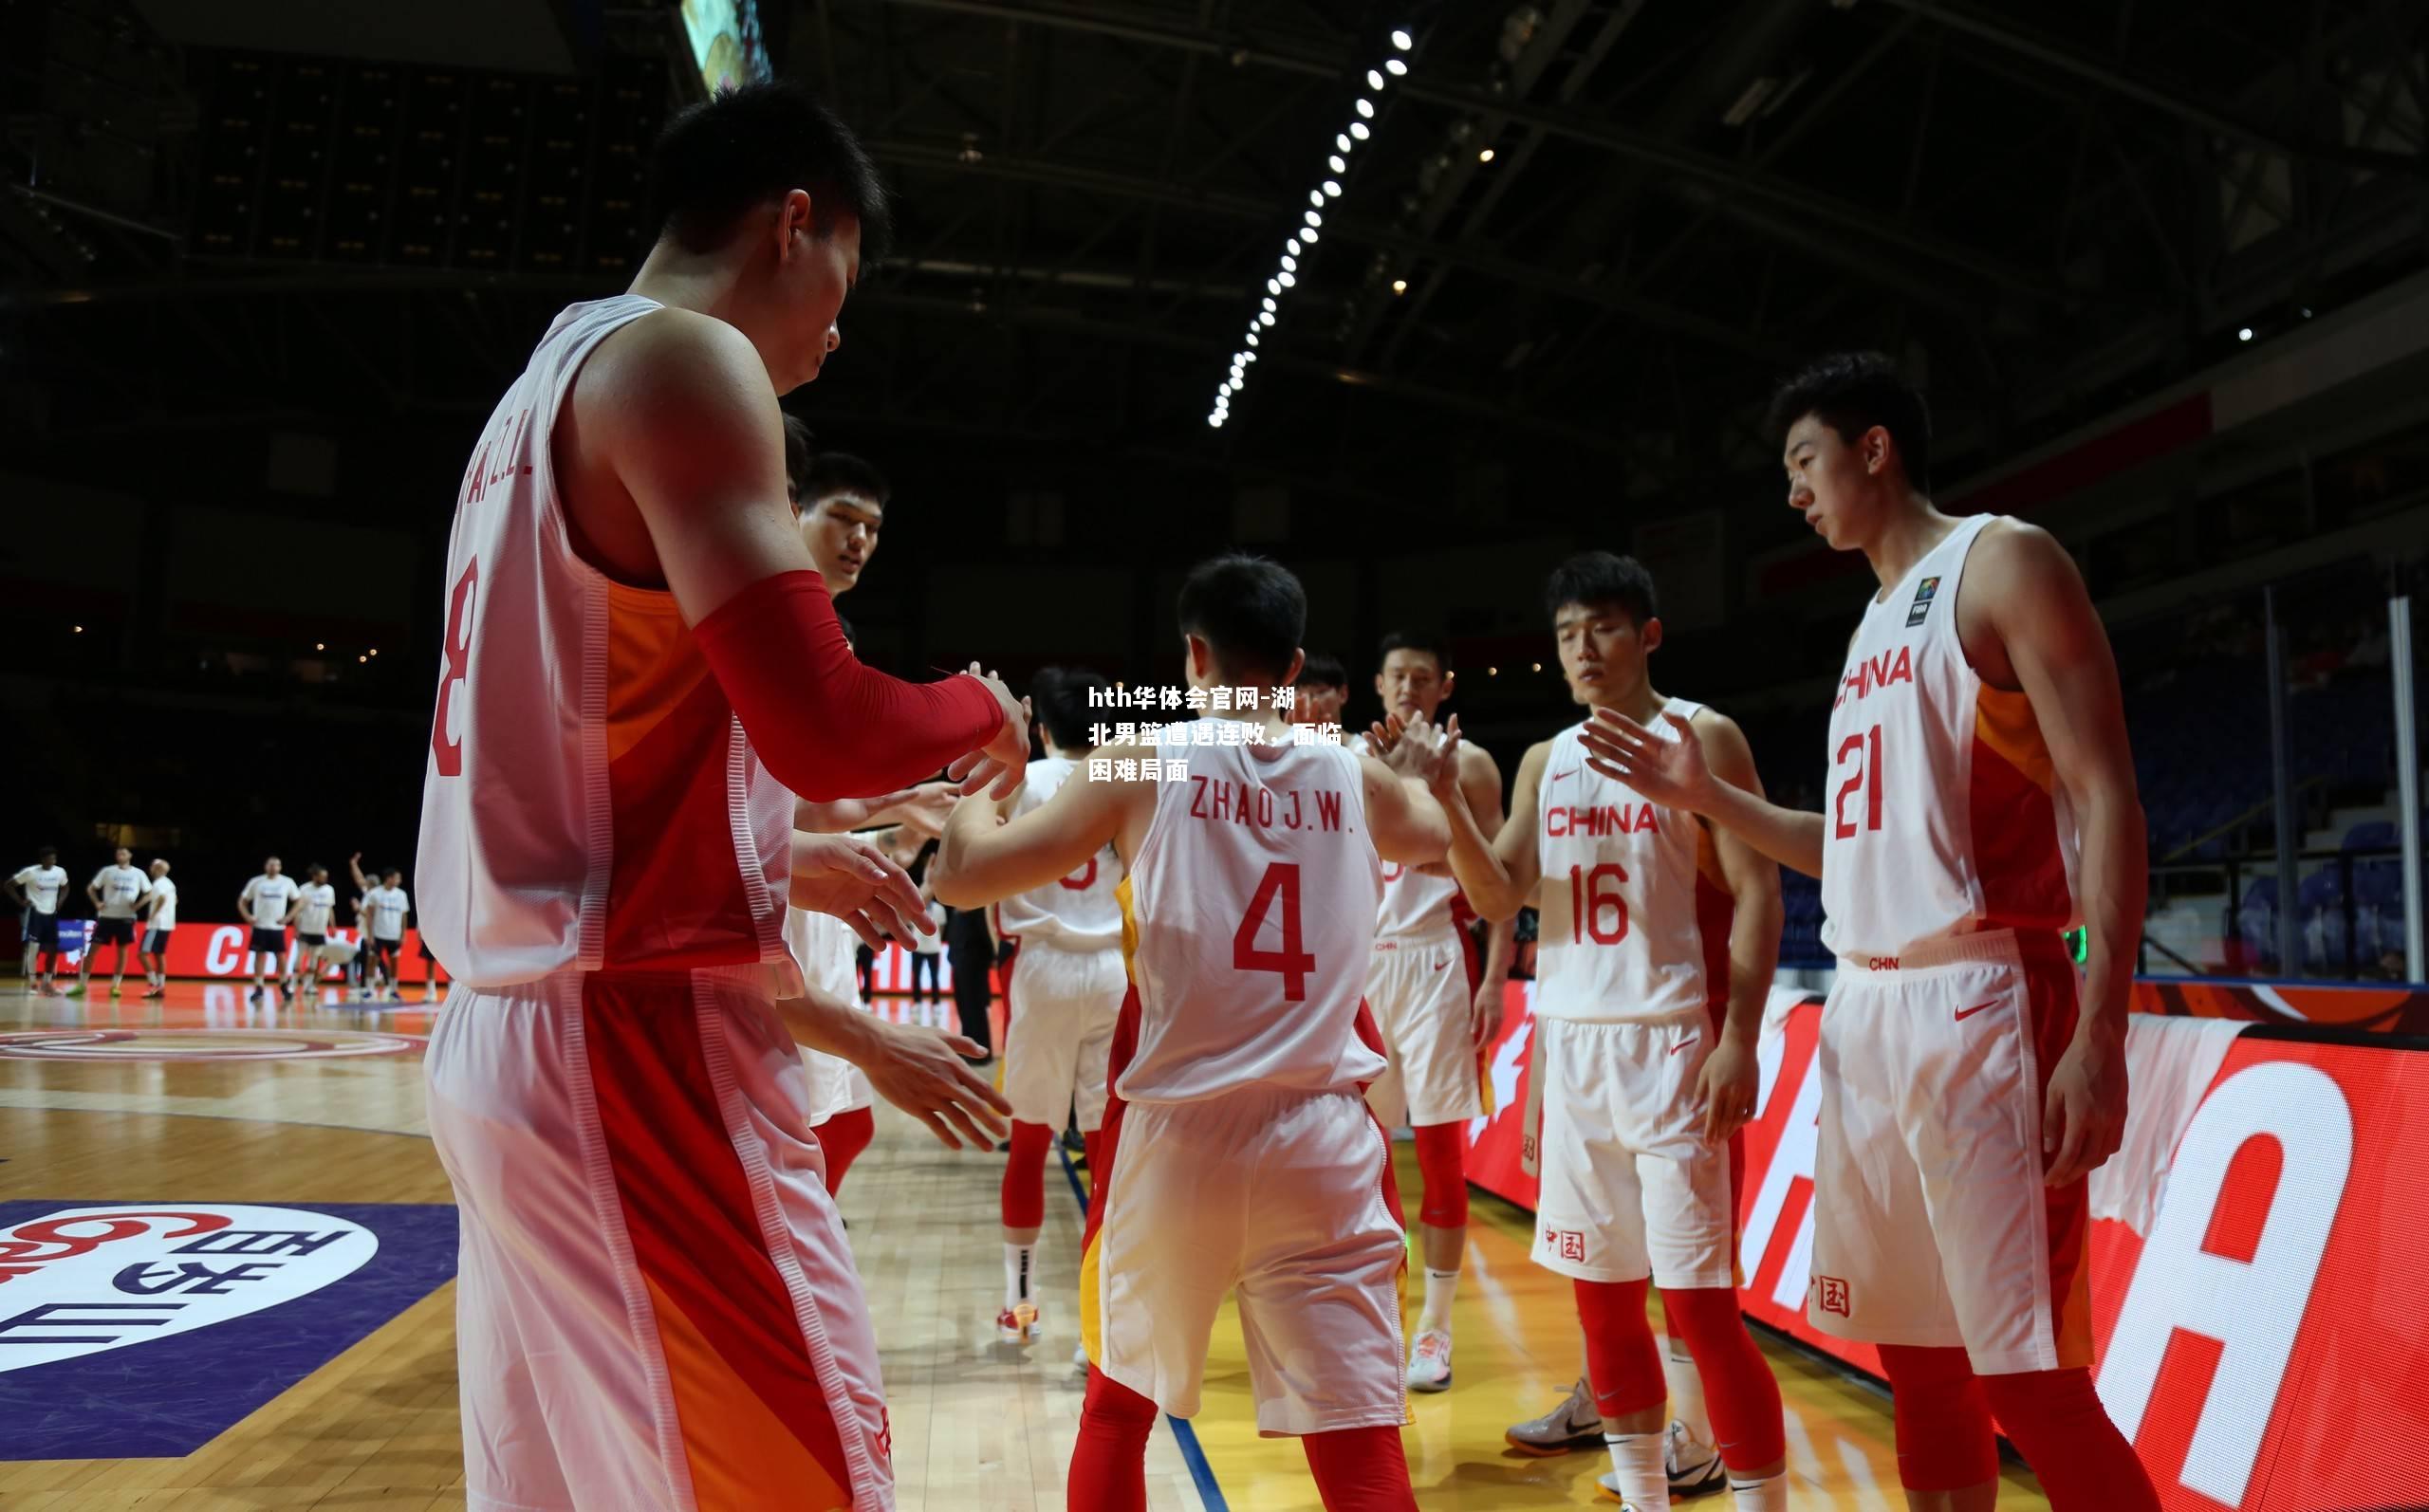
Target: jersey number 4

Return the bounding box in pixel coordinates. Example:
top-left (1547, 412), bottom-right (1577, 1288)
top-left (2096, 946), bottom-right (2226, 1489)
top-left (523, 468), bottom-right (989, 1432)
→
top-left (431, 558), bottom-right (478, 777)
top-left (1833, 725), bottom-right (1884, 839)
top-left (1233, 861), bottom-right (1316, 1001)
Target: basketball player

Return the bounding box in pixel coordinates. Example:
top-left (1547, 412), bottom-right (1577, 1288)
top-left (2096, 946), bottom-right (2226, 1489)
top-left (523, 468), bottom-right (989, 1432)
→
top-left (983, 665), bottom-right (1125, 1349)
top-left (78, 845), bottom-right (149, 998)
top-left (1353, 631), bottom-right (1514, 1392)
top-left (7, 847), bottom-right (68, 996)
top-left (1403, 552), bottom-right (1788, 1512)
top-left (1578, 353), bottom-right (2158, 1512)
top-left (417, 79), bottom-right (1030, 1512)
top-left (1292, 651), bottom-right (1348, 725)
top-left (284, 864), bottom-right (340, 1000)
top-left (237, 857), bottom-right (300, 1005)
top-left (138, 857), bottom-right (176, 998)
top-left (933, 554), bottom-right (1452, 1512)
top-left (362, 868), bottom-right (411, 1002)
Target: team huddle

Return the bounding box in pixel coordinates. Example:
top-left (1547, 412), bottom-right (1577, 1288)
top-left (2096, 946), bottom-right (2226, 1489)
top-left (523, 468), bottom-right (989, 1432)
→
top-left (411, 79), bottom-right (2160, 1512)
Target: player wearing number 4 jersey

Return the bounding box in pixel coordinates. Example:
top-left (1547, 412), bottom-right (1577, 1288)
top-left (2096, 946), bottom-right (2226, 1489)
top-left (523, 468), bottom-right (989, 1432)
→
top-left (934, 555), bottom-right (1451, 1512)
top-left (1399, 552), bottom-right (1786, 1512)
top-left (1583, 354), bottom-right (2159, 1512)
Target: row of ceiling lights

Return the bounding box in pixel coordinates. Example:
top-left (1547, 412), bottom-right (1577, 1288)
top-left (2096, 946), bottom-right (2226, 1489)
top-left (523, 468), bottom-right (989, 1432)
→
top-left (1208, 28), bottom-right (1417, 429)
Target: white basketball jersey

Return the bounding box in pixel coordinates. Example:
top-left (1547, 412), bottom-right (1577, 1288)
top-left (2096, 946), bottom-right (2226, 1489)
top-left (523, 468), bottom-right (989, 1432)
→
top-left (1531, 701), bottom-right (1731, 1025)
top-left (416, 296), bottom-right (799, 993)
top-left (1820, 514), bottom-right (2081, 963)
top-left (1116, 723), bottom-right (1386, 1104)
top-left (293, 882), bottom-right (336, 934)
top-left (992, 756), bottom-right (1122, 950)
top-left (783, 905), bottom-right (861, 1005)
top-left (1349, 735), bottom-right (1466, 940)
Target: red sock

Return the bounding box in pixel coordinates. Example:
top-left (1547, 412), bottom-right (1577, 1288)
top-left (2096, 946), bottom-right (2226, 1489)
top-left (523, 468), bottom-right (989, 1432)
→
top-left (1877, 1345), bottom-right (1997, 1492)
top-left (1572, 1277), bottom-right (1664, 1420)
top-left (1410, 1122), bottom-right (1469, 1228)
top-left (1082, 1129), bottom-right (1104, 1206)
top-left (1982, 1368), bottom-right (2162, 1512)
top-left (816, 1105), bottom-right (875, 1196)
top-left (1659, 1286), bottom-right (1785, 1470)
top-left (1067, 1366), bottom-right (1157, 1512)
top-left (1001, 1119), bottom-right (1052, 1229)
top-left (1301, 1425), bottom-right (1418, 1511)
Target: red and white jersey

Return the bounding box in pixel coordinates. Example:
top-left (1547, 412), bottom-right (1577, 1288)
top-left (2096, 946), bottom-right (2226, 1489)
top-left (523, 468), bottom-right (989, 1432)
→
top-left (1820, 513), bottom-right (2081, 963)
top-left (993, 756), bottom-right (1123, 950)
top-left (1116, 723), bottom-right (1385, 1104)
top-left (1350, 735), bottom-right (1466, 941)
top-left (1531, 700), bottom-right (1731, 1025)
top-left (416, 296), bottom-right (800, 992)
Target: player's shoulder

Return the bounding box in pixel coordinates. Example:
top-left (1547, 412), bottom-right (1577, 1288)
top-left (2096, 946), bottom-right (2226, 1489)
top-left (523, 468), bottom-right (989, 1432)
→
top-left (1516, 735), bottom-right (1560, 774)
top-left (1965, 515), bottom-right (2080, 585)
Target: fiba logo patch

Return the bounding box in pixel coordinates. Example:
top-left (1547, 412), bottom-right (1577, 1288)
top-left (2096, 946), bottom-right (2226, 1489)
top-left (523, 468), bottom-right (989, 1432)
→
top-left (1813, 1275), bottom-right (1851, 1318)
top-left (1905, 575), bottom-right (1940, 628)
top-left (0, 1205), bottom-right (376, 1374)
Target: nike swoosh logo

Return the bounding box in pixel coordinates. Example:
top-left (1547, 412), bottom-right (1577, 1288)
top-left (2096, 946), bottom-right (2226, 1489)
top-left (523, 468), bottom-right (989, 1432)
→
top-left (1549, 768), bottom-right (1578, 784)
top-left (1954, 1000), bottom-right (1999, 1022)
top-left (1432, 960), bottom-right (1450, 971)
top-left (1668, 1037), bottom-right (1697, 1055)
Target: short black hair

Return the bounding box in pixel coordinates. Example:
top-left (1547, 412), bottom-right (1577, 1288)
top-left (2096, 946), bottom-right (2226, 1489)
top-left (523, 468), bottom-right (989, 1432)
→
top-left (1297, 653), bottom-right (1346, 688)
top-left (308, 863), bottom-right (327, 877)
top-left (1377, 630), bottom-right (1451, 674)
top-left (1544, 551), bottom-right (1660, 628)
top-left (650, 79), bottom-right (891, 257)
top-left (1029, 666), bottom-right (1111, 752)
top-left (1177, 554), bottom-right (1307, 686)
top-left (381, 868), bottom-right (402, 882)
top-left (782, 413), bottom-right (815, 504)
top-left (1766, 351), bottom-right (1932, 492)
top-left (37, 845), bottom-right (55, 860)
top-left (804, 452), bottom-right (890, 509)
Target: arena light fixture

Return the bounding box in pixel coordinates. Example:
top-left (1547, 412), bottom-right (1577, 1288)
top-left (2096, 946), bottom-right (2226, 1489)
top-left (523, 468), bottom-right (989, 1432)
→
top-left (1206, 29), bottom-right (1417, 430)
top-left (2238, 326), bottom-right (2254, 341)
top-left (1479, 148), bottom-right (1496, 163)
top-left (1392, 279), bottom-right (1408, 294)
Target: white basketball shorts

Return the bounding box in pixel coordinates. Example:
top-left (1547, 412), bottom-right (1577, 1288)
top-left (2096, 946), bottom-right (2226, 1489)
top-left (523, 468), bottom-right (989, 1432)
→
top-left (1362, 931), bottom-right (1484, 1127)
top-left (426, 967), bottom-right (893, 1511)
top-left (1081, 1086), bottom-right (1408, 1435)
top-left (1528, 1013), bottom-right (1738, 1289)
top-left (1002, 939), bottom-right (1124, 1132)
top-left (1808, 930), bottom-right (2094, 1375)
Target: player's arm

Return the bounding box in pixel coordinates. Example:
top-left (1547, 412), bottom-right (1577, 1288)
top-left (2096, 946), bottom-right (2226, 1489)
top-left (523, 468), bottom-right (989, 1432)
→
top-left (1359, 753), bottom-right (1450, 866)
top-left (1437, 738), bottom-right (1546, 923)
top-left (348, 854), bottom-right (370, 893)
top-left (1577, 710), bottom-right (1824, 879)
top-left (237, 878), bottom-right (256, 919)
top-left (1450, 741), bottom-right (1517, 1043)
top-left (774, 980), bottom-right (1011, 1151)
top-left (1692, 712), bottom-right (1783, 1147)
top-left (929, 745), bottom-right (1142, 907)
top-left (596, 311), bottom-right (1025, 800)
top-left (85, 871), bottom-right (105, 909)
top-left (2, 872), bottom-right (25, 909)
top-left (1973, 522), bottom-right (2145, 1187)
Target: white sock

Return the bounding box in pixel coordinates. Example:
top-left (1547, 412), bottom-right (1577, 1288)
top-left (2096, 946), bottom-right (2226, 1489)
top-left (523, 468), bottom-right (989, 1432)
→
top-left (1003, 1242), bottom-right (1035, 1312)
top-left (1605, 1432), bottom-right (1669, 1512)
top-left (1663, 1332), bottom-right (1715, 1447)
top-left (1728, 1473), bottom-right (1786, 1511)
top-left (1419, 1267), bottom-right (1459, 1334)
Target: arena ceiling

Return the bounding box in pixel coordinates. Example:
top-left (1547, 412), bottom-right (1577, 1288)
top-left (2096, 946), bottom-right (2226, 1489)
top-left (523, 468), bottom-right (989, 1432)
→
top-left (4, 0), bottom-right (2426, 552)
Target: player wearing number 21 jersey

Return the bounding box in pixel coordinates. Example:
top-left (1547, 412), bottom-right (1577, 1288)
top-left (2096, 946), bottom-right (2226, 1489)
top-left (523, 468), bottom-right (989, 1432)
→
top-left (1579, 354), bottom-right (2157, 1512)
top-left (1422, 552), bottom-right (1787, 1512)
top-left (932, 555), bottom-right (1451, 1512)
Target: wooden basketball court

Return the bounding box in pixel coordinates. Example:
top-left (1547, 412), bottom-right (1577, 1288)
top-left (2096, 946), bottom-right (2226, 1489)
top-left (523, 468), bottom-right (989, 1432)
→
top-left (0, 981), bottom-right (2051, 1509)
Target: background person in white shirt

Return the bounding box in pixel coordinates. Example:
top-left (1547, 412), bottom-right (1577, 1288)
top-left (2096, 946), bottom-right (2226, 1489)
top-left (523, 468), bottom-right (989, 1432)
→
top-left (77, 845), bottom-right (150, 999)
top-left (238, 857), bottom-right (301, 1004)
top-left (363, 868), bottom-right (410, 1002)
top-left (7, 846), bottom-right (69, 996)
top-left (283, 863), bottom-right (340, 1000)
top-left (138, 858), bottom-right (177, 999)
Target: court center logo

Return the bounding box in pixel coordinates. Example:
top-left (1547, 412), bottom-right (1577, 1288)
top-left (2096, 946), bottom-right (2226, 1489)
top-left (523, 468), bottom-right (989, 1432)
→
top-left (0, 1028), bottom-right (421, 1061)
top-left (0, 1205), bottom-right (377, 1374)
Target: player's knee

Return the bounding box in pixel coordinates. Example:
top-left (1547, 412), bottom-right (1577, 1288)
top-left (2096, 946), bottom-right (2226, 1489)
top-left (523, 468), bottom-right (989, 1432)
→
top-left (1410, 1122), bottom-right (1468, 1228)
top-left (1878, 1345), bottom-right (1997, 1491)
top-left (1572, 1278), bottom-right (1664, 1418)
top-left (1078, 1366), bottom-right (1158, 1434)
top-left (1302, 1425), bottom-right (1416, 1511)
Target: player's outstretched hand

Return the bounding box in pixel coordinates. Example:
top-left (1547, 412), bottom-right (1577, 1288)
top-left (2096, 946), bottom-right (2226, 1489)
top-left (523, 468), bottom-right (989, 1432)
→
top-left (854, 1015), bottom-right (1012, 1151)
top-left (1694, 1029), bottom-right (1761, 1147)
top-left (879, 780), bottom-right (960, 840)
top-left (2042, 1021), bottom-right (2128, 1186)
top-left (946, 666), bottom-right (1031, 801)
top-left (1578, 708), bottom-right (1715, 812)
top-left (789, 831), bottom-right (931, 950)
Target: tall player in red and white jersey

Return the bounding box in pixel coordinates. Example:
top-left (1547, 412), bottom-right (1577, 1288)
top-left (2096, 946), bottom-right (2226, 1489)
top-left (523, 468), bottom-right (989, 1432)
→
top-left (1583, 353), bottom-right (2159, 1512)
top-left (1354, 630), bottom-right (1514, 1393)
top-left (985, 666), bottom-right (1126, 1353)
top-left (417, 82), bottom-right (1029, 1512)
top-left (932, 554), bottom-right (1451, 1512)
top-left (1408, 552), bottom-right (1788, 1512)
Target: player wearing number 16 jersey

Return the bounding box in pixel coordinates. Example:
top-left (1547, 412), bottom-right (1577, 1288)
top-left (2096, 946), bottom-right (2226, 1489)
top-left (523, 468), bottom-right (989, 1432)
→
top-left (1580, 354), bottom-right (2158, 1512)
top-left (934, 555), bottom-right (1451, 1512)
top-left (1421, 552), bottom-right (1787, 1512)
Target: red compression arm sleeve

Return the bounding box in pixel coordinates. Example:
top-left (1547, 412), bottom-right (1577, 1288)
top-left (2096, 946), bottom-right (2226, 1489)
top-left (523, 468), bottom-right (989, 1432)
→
top-left (693, 570), bottom-right (1004, 801)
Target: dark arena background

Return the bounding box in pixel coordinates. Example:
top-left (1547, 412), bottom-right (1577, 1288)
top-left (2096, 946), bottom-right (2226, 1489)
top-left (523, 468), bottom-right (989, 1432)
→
top-left (1, 1), bottom-right (2425, 1509)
